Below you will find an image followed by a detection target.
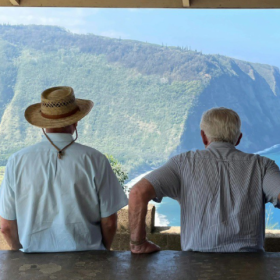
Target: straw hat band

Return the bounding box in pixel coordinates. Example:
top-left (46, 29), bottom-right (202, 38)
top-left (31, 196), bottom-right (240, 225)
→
top-left (41, 106), bottom-right (80, 119)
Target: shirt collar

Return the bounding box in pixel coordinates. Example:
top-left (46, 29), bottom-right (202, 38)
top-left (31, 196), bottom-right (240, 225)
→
top-left (206, 141), bottom-right (236, 150)
top-left (42, 133), bottom-right (74, 142)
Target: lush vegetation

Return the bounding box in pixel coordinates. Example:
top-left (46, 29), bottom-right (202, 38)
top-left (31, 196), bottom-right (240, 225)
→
top-left (106, 154), bottom-right (129, 194)
top-left (0, 25), bottom-right (279, 176)
top-left (0, 24), bottom-right (224, 83)
top-left (0, 25), bottom-right (206, 174)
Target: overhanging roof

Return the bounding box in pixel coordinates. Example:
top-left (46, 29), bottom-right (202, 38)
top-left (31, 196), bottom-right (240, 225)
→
top-left (0, 0), bottom-right (280, 8)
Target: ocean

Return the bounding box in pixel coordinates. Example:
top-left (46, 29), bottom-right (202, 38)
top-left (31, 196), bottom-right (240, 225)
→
top-left (126, 145), bottom-right (280, 228)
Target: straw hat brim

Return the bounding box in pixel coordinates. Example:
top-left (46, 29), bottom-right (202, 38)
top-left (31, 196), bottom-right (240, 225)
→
top-left (25, 99), bottom-right (94, 128)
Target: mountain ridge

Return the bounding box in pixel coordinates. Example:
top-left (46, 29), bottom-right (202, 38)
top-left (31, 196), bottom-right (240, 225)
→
top-left (0, 24), bottom-right (280, 176)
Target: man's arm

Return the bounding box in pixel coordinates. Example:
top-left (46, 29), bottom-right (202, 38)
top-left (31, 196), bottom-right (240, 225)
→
top-left (0, 217), bottom-right (22, 250)
top-left (129, 178), bottom-right (161, 254)
top-left (101, 213), bottom-right (117, 250)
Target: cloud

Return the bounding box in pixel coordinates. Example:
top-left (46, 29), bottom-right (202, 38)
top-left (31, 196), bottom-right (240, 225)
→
top-left (0, 8), bottom-right (130, 38)
top-left (0, 8), bottom-right (99, 34)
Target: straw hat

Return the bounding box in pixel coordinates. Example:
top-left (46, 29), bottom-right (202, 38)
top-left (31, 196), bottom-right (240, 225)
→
top-left (25, 86), bottom-right (94, 128)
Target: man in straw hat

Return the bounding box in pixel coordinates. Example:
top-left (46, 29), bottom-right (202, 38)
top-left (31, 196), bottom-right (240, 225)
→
top-left (0, 86), bottom-right (128, 252)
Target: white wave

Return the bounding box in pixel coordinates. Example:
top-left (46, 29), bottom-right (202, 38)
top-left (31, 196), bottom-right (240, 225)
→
top-left (155, 211), bottom-right (170, 227)
top-left (125, 170), bottom-right (152, 189)
top-left (254, 144), bottom-right (280, 155)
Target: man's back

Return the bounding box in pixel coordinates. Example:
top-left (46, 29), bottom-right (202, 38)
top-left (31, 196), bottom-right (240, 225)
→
top-left (0, 133), bottom-right (128, 252)
top-left (145, 142), bottom-right (280, 252)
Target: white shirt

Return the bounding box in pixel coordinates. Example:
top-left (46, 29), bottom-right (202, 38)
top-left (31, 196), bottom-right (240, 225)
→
top-left (0, 133), bottom-right (128, 252)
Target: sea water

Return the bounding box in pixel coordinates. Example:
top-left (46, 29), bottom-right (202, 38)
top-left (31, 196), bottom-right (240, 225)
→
top-left (127, 145), bottom-right (280, 228)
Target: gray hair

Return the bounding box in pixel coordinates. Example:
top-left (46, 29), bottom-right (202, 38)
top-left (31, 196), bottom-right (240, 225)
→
top-left (200, 107), bottom-right (241, 145)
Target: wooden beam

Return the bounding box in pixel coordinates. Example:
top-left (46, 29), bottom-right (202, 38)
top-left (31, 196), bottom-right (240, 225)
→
top-left (0, 0), bottom-right (280, 8)
top-left (0, 0), bottom-right (13, 5)
top-left (182, 0), bottom-right (190, 7)
top-left (9, 0), bottom-right (20, 5)
top-left (190, 0), bottom-right (280, 8)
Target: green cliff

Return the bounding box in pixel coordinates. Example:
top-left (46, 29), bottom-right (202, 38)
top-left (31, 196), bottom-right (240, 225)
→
top-left (0, 25), bottom-right (279, 176)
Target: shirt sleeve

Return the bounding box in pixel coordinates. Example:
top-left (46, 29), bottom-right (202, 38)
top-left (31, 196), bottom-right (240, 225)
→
top-left (263, 159), bottom-right (280, 208)
top-left (95, 156), bottom-right (128, 218)
top-left (0, 159), bottom-right (16, 220)
top-left (144, 157), bottom-right (181, 203)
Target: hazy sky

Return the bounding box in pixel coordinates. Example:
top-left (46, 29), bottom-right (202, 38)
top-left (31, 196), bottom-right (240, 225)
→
top-left (0, 8), bottom-right (279, 68)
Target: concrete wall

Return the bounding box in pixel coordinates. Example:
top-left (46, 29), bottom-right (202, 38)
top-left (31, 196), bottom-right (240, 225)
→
top-left (112, 205), bottom-right (280, 252)
top-left (1, 204), bottom-right (280, 252)
top-left (0, 232), bottom-right (9, 250)
top-left (113, 227), bottom-right (280, 252)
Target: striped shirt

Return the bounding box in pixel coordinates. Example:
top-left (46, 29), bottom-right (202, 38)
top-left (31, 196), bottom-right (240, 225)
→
top-left (145, 142), bottom-right (280, 252)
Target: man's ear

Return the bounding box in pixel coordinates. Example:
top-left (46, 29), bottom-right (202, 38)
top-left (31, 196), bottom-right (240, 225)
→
top-left (235, 133), bottom-right (242, 146)
top-left (201, 130), bottom-right (209, 147)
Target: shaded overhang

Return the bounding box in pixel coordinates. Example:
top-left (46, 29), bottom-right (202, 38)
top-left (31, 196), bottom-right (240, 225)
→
top-left (1, 0), bottom-right (280, 8)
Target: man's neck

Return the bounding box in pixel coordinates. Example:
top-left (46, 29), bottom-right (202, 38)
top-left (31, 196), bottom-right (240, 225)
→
top-left (45, 128), bottom-right (73, 134)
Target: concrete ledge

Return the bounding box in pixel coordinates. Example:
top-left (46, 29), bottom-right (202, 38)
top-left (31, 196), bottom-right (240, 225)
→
top-left (117, 204), bottom-right (155, 233)
top-left (112, 227), bottom-right (280, 252)
top-left (112, 226), bottom-right (181, 251)
top-left (112, 206), bottom-right (280, 252)
top-left (1, 250), bottom-right (280, 280)
top-left (264, 230), bottom-right (280, 252)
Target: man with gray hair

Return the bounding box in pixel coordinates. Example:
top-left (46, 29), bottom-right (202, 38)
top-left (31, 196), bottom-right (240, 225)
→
top-left (129, 107), bottom-right (280, 253)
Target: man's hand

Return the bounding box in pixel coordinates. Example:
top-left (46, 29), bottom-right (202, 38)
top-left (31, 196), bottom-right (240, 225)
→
top-left (130, 240), bottom-right (161, 254)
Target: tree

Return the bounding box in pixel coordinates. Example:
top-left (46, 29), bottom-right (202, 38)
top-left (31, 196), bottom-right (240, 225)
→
top-left (106, 154), bottom-right (129, 194)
